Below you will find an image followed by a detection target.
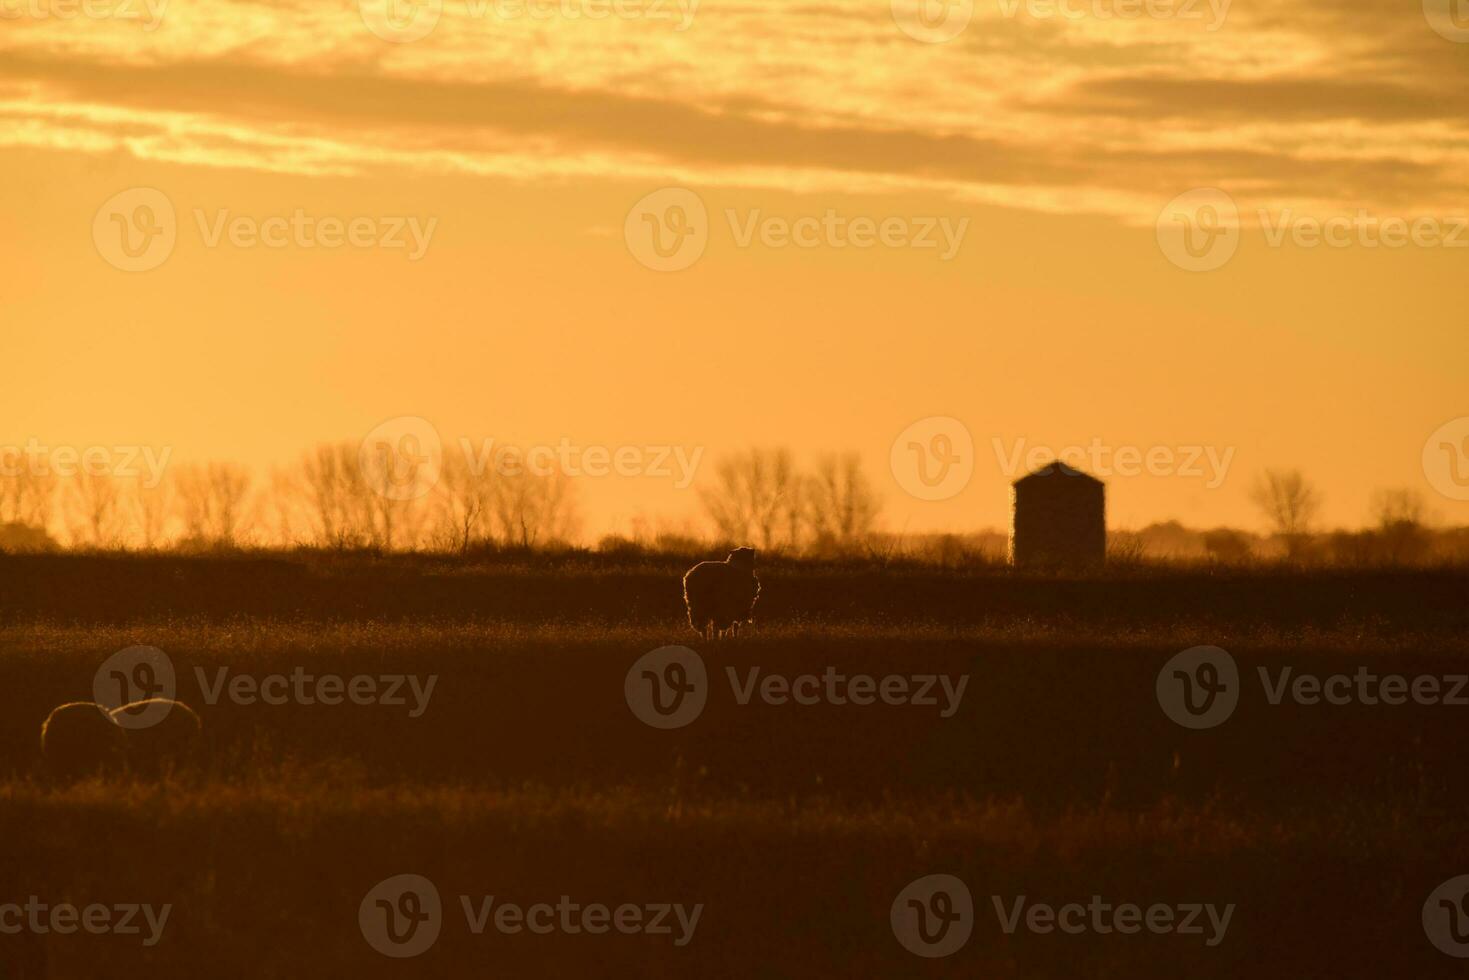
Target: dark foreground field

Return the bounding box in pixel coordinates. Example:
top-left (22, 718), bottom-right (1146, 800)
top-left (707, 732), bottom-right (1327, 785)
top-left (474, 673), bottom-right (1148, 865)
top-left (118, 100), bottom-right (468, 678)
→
top-left (1, 552), bottom-right (1467, 977)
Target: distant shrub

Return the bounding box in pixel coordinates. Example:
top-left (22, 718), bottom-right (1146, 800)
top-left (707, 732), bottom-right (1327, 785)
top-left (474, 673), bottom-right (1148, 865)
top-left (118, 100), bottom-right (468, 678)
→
top-left (0, 521), bottom-right (59, 553)
top-left (1203, 528), bottom-right (1255, 564)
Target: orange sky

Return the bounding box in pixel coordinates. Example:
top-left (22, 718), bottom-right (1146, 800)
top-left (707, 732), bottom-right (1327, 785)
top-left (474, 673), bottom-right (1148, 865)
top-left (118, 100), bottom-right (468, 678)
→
top-left (2, 0), bottom-right (1466, 538)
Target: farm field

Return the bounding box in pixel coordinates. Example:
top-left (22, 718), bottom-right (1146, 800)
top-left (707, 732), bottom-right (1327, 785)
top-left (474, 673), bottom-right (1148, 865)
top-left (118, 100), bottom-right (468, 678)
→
top-left (2, 553), bottom-right (1467, 977)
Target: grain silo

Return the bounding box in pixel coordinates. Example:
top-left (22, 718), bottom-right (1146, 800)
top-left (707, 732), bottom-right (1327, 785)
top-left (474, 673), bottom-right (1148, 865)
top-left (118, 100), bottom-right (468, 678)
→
top-left (1010, 462), bottom-right (1106, 569)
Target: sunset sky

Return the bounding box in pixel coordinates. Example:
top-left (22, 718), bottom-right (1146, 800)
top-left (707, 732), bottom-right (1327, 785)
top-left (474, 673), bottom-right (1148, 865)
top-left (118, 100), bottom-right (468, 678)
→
top-left (2, 0), bottom-right (1466, 538)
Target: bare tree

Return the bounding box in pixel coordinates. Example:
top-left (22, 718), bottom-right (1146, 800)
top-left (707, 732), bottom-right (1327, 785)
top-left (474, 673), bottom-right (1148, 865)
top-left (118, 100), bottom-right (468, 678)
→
top-left (699, 448), bottom-right (803, 551)
top-left (175, 462), bottom-right (252, 547)
top-left (357, 445), bottom-right (433, 551)
top-left (432, 452), bottom-right (494, 553)
top-left (1370, 488), bottom-right (1430, 565)
top-left (65, 471), bottom-right (126, 548)
top-left (0, 455), bottom-right (56, 533)
top-left (296, 443), bottom-right (369, 548)
top-left (803, 452), bottom-right (881, 553)
top-left (1250, 468), bottom-right (1321, 559)
top-left (490, 452), bottom-right (578, 548)
top-left (130, 476), bottom-right (175, 549)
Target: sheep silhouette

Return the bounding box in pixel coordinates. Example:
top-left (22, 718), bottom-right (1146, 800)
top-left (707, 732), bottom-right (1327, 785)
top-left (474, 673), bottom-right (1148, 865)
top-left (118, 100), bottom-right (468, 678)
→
top-left (40, 701), bottom-right (125, 778)
top-left (683, 547), bottom-right (760, 640)
top-left (40, 698), bottom-right (204, 777)
top-left (110, 698), bottom-right (204, 774)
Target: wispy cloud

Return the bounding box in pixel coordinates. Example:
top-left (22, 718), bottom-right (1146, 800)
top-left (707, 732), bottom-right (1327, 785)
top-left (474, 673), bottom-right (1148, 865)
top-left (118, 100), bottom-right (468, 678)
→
top-left (3, 0), bottom-right (1465, 219)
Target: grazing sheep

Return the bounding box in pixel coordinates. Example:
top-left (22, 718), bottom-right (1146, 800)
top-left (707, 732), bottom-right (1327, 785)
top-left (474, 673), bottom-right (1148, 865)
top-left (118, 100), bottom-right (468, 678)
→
top-left (683, 547), bottom-right (761, 641)
top-left (109, 699), bottom-right (204, 773)
top-left (40, 701), bottom-right (125, 778)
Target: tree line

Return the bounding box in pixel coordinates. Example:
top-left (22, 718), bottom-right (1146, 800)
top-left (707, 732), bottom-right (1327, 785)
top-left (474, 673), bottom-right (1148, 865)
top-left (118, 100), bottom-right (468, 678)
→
top-left (0, 447), bottom-right (1456, 566)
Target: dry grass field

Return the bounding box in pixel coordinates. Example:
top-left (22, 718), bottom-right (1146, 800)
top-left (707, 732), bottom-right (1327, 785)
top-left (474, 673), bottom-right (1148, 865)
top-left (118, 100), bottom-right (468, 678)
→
top-left (2, 551), bottom-right (1467, 977)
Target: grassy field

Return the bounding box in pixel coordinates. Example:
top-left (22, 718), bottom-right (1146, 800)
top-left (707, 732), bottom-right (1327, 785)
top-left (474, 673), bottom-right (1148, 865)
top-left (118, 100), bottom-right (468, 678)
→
top-left (2, 552), bottom-right (1466, 977)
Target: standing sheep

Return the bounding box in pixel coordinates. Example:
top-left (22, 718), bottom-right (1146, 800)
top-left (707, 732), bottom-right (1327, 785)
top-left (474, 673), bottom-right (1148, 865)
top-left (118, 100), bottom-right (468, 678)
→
top-left (683, 547), bottom-right (761, 640)
top-left (110, 699), bottom-right (204, 773)
top-left (40, 701), bottom-right (125, 778)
